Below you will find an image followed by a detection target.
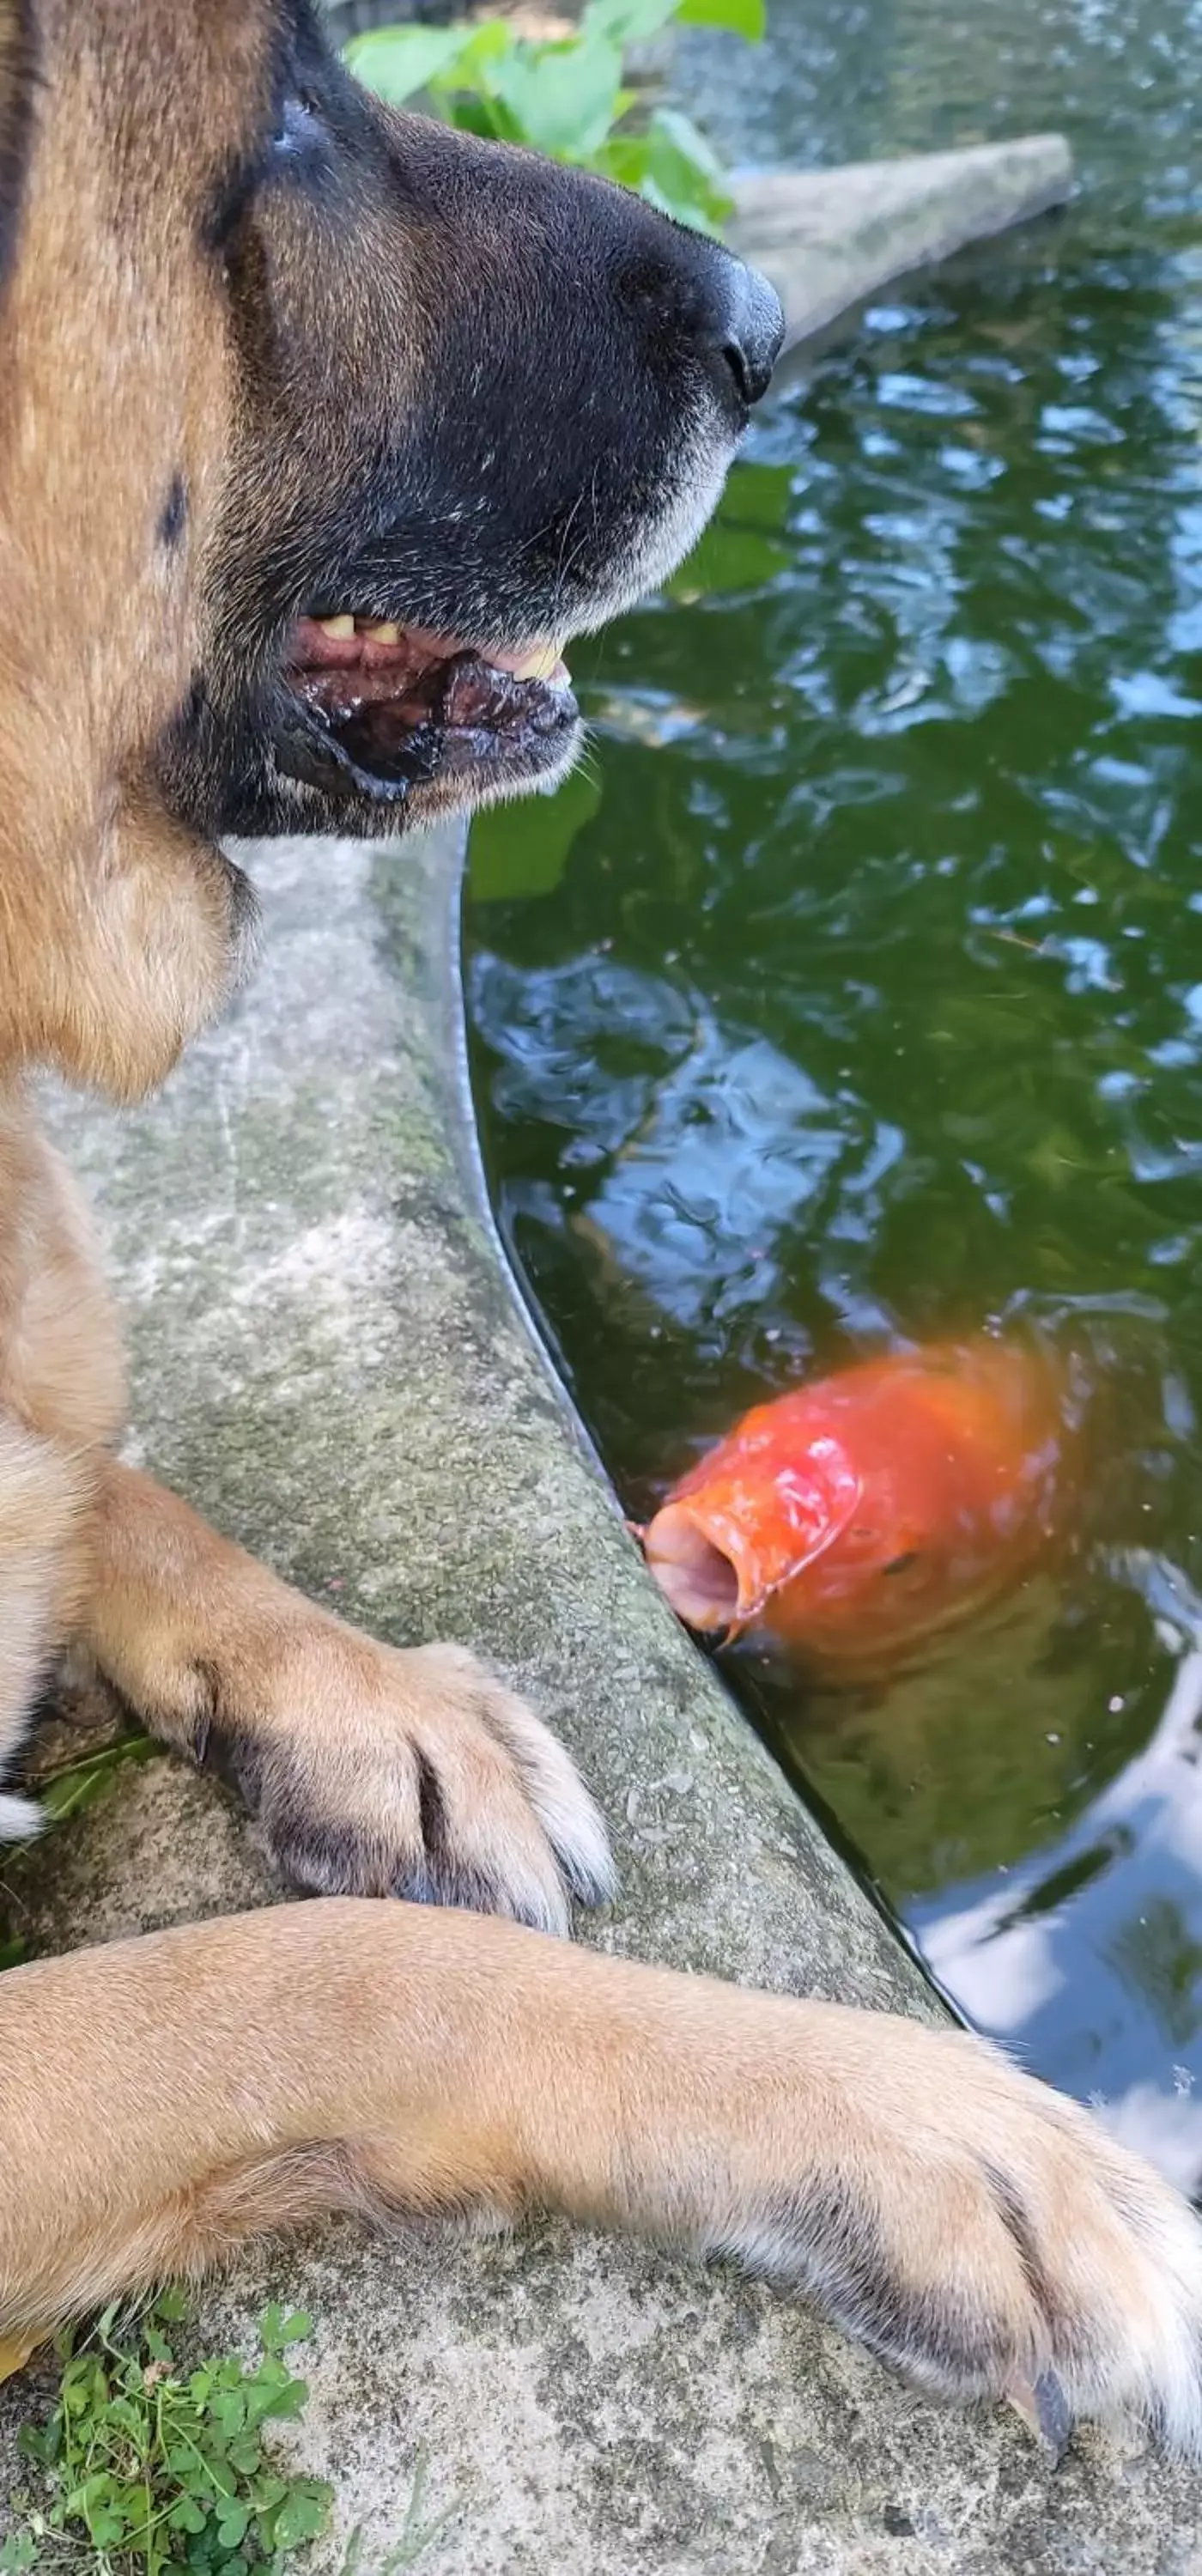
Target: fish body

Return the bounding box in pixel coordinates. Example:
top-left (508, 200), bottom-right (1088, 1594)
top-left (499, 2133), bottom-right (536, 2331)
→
top-left (640, 1338), bottom-right (1067, 1675)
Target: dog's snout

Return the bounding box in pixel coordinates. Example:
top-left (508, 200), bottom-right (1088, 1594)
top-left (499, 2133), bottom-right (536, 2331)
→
top-left (713, 260), bottom-right (785, 408)
top-left (719, 264), bottom-right (786, 407)
top-left (616, 208), bottom-right (785, 416)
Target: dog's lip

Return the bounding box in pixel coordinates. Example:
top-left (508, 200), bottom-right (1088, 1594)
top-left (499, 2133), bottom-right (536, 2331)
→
top-left (275, 613), bottom-right (579, 806)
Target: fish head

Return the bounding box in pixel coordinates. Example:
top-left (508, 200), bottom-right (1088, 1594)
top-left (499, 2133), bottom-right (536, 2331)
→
top-left (640, 1429), bottom-right (861, 1637)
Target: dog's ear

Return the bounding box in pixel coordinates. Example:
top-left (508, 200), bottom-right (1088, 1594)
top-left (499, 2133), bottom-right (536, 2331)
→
top-left (0, 0), bottom-right (35, 296)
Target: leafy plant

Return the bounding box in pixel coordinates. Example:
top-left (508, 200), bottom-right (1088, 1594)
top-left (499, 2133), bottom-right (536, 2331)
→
top-left (35, 1735), bottom-right (160, 1830)
top-left (344, 0), bottom-right (764, 234)
top-left (1, 2298), bottom-right (331, 2576)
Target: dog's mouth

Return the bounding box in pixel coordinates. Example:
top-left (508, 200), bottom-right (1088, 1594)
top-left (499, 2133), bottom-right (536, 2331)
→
top-left (275, 612), bottom-right (578, 808)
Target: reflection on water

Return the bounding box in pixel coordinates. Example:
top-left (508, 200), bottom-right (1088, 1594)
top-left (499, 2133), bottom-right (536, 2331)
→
top-left (918, 1552), bottom-right (1202, 2190)
top-left (465, 0), bottom-right (1202, 2189)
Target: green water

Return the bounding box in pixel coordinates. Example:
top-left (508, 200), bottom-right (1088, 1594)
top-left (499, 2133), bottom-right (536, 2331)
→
top-left (464, 0), bottom-right (1202, 2191)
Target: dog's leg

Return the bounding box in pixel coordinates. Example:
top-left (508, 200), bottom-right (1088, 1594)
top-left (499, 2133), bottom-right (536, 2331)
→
top-left (82, 1460), bottom-right (613, 1929)
top-left (0, 1413), bottom-right (95, 1837)
top-left (1, 1899), bottom-right (1199, 2451)
top-left (0, 1108), bottom-right (125, 1827)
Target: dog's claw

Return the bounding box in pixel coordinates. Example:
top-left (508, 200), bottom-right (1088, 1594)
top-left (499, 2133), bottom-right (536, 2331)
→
top-left (1005, 2369), bottom-right (1072, 2458)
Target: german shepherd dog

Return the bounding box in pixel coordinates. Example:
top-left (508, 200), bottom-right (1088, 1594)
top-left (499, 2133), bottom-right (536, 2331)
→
top-left (1, 0), bottom-right (1200, 2453)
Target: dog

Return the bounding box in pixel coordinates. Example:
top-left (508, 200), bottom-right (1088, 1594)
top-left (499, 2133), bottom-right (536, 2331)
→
top-left (0, 0), bottom-right (1200, 2455)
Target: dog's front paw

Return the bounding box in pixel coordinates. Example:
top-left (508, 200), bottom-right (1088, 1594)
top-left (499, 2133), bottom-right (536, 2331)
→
top-left (198, 1636), bottom-right (615, 1933)
top-left (713, 2004), bottom-right (1202, 2455)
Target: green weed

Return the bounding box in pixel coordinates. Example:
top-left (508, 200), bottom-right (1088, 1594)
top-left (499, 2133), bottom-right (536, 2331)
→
top-left (1, 2297), bottom-right (331, 2576)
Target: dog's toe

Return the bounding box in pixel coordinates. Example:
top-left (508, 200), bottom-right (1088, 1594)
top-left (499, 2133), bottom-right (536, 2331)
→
top-left (714, 2014), bottom-right (1202, 2455)
top-left (203, 1638), bottom-right (614, 1933)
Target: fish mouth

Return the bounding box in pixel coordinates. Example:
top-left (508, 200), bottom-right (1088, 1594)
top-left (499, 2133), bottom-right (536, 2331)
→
top-left (640, 1441), bottom-right (861, 1640)
top-left (640, 1504), bottom-right (744, 1632)
top-left (276, 613), bottom-right (579, 808)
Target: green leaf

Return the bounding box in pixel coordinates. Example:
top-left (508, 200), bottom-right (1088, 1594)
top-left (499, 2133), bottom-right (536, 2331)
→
top-left (103, 2394), bottom-right (148, 2440)
top-left (344, 26), bottom-right (474, 106)
top-left (61, 2366), bottom-right (101, 2416)
top-left (246, 2372), bottom-right (308, 2426)
top-left (634, 109), bottom-right (732, 228)
top-left (582, 0), bottom-right (679, 41)
top-left (267, 2482), bottom-right (331, 2554)
top-left (39, 1733), bottom-right (158, 1824)
top-left (216, 2501), bottom-right (250, 2549)
top-left (722, 460), bottom-right (796, 529)
top-left (85, 2507), bottom-right (127, 2549)
top-left (470, 762), bottom-right (603, 903)
top-left (428, 17), bottom-right (512, 91)
top-left (258, 2307), bottom-right (310, 2354)
top-left (199, 2450), bottom-right (238, 2500)
top-left (443, 94), bottom-right (523, 144)
top-left (0, 2535), bottom-right (39, 2573)
top-left (170, 2495), bottom-right (209, 2535)
top-left (249, 2473), bottom-right (288, 2511)
top-left (491, 36), bottom-right (625, 160)
top-left (648, 459), bottom-right (795, 599)
top-left (666, 514), bottom-right (790, 598)
top-left (225, 2437), bottom-right (264, 2477)
top-left (17, 2423), bottom-right (58, 2468)
top-left (676, 0), bottom-right (765, 33)
top-left (595, 119), bottom-right (730, 232)
top-left (644, 104), bottom-right (727, 185)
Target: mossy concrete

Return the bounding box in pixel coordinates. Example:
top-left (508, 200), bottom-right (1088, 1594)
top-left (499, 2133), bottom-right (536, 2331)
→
top-left (1, 823), bottom-right (1199, 2569)
top-left (731, 137), bottom-right (1075, 358)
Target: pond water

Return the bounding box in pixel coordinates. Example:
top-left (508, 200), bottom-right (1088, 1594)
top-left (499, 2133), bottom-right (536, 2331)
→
top-left (463, 0), bottom-right (1202, 2195)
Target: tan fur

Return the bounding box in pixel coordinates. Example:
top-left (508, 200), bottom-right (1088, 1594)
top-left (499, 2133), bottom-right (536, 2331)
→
top-left (0, 9), bottom-right (254, 1099)
top-left (85, 1461), bottom-right (613, 1930)
top-left (0, 0), bottom-right (1200, 2459)
top-left (3, 1905), bottom-right (1202, 2454)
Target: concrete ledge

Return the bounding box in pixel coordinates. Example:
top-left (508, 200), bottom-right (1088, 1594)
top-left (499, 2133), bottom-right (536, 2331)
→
top-left (1, 823), bottom-right (1199, 2569)
top-left (732, 137), bottom-right (1075, 354)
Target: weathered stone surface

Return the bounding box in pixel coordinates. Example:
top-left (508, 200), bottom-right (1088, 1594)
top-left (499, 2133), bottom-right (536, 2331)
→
top-left (732, 137), bottom-right (1075, 354)
top-left (2, 822), bottom-right (1199, 2569)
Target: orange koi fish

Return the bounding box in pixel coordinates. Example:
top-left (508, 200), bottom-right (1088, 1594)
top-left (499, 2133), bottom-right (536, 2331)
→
top-left (639, 1336), bottom-right (1070, 1676)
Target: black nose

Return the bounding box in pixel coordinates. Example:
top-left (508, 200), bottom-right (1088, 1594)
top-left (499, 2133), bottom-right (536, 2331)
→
top-left (717, 259), bottom-right (785, 407)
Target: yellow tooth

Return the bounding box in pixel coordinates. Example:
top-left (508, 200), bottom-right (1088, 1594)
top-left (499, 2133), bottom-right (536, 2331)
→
top-left (513, 643), bottom-right (563, 680)
top-left (362, 620), bottom-right (402, 644)
top-left (316, 614), bottom-right (355, 640)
